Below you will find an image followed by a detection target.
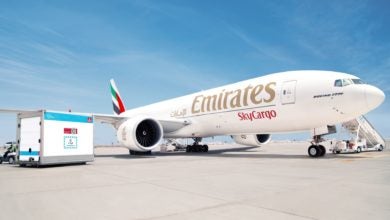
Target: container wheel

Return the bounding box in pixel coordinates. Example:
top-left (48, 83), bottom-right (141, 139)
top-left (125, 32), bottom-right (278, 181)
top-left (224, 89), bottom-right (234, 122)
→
top-left (8, 156), bottom-right (15, 164)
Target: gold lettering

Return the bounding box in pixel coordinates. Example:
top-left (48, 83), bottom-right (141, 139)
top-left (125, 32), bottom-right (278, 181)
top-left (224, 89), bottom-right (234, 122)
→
top-left (230, 89), bottom-right (242, 108)
top-left (223, 91), bottom-right (234, 109)
top-left (191, 95), bottom-right (203, 114)
top-left (264, 82), bottom-right (276, 103)
top-left (202, 95), bottom-right (218, 112)
top-left (250, 84), bottom-right (263, 104)
top-left (191, 82), bottom-right (277, 115)
top-left (217, 89), bottom-right (225, 110)
top-left (243, 85), bottom-right (253, 106)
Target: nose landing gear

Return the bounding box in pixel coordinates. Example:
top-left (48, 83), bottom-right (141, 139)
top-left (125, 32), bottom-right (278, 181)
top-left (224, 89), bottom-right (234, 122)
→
top-left (308, 144), bottom-right (326, 157)
top-left (308, 135), bottom-right (327, 158)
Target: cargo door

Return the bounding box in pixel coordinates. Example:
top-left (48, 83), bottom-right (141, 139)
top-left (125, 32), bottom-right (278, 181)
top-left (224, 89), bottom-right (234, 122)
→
top-left (281, 80), bottom-right (297, 105)
top-left (19, 117), bottom-right (41, 162)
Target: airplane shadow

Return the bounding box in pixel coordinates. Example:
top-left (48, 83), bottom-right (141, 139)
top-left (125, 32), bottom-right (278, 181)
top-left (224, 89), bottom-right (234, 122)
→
top-left (94, 146), bottom-right (371, 160)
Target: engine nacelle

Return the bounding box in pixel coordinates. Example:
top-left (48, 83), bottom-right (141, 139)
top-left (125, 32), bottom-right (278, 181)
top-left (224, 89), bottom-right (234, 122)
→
top-left (232, 134), bottom-right (271, 147)
top-left (117, 117), bottom-right (163, 152)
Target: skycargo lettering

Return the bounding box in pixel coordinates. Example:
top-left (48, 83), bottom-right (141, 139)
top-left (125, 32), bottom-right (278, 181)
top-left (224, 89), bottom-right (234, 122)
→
top-left (191, 82), bottom-right (276, 114)
top-left (238, 110), bottom-right (277, 121)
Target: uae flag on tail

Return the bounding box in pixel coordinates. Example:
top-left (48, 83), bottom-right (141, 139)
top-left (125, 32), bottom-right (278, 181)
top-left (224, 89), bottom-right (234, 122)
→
top-left (110, 79), bottom-right (126, 115)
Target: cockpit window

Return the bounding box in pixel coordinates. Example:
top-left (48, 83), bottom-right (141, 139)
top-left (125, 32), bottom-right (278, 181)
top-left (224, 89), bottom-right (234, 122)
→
top-left (334, 78), bottom-right (363, 87)
top-left (334, 79), bottom-right (343, 87)
top-left (352, 79), bottom-right (364, 84)
top-left (342, 79), bottom-right (353, 86)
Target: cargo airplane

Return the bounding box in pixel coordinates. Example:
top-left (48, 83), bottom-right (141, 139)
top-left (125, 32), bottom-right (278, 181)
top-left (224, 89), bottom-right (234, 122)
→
top-left (0, 70), bottom-right (385, 157)
top-left (94, 70), bottom-right (385, 157)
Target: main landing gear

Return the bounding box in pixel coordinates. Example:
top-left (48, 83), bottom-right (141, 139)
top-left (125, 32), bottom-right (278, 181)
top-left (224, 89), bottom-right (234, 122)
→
top-left (186, 137), bottom-right (209, 153)
top-left (308, 135), bottom-right (326, 158)
top-left (129, 150), bottom-right (152, 155)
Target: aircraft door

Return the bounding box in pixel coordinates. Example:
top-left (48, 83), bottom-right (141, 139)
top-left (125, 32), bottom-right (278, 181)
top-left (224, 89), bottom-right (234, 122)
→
top-left (281, 80), bottom-right (297, 104)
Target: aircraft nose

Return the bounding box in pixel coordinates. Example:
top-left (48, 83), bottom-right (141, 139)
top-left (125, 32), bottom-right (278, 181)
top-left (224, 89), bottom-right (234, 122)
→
top-left (365, 85), bottom-right (385, 110)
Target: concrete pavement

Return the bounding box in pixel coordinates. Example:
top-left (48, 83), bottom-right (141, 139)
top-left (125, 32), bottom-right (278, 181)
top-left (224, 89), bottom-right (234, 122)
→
top-left (0, 142), bottom-right (389, 220)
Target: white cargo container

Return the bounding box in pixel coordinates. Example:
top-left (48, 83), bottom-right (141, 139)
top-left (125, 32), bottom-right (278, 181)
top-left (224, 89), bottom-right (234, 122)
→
top-left (17, 110), bottom-right (94, 166)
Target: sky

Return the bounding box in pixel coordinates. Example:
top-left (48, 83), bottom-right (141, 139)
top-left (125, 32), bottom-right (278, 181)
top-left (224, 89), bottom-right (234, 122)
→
top-left (0, 0), bottom-right (389, 144)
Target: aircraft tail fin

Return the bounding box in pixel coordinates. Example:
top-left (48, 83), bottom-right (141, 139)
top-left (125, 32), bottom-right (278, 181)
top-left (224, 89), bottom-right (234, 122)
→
top-left (110, 79), bottom-right (126, 115)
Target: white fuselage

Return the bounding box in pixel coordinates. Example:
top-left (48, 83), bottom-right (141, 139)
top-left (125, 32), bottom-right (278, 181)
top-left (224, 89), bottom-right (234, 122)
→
top-left (119, 70), bottom-right (385, 138)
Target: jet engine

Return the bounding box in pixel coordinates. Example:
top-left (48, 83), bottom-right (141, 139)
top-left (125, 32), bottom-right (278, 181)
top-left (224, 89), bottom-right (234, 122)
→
top-left (232, 134), bottom-right (271, 147)
top-left (117, 117), bottom-right (163, 152)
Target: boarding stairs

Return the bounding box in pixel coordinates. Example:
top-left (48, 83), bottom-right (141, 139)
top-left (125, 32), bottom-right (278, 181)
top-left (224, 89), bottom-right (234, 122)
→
top-left (342, 116), bottom-right (385, 147)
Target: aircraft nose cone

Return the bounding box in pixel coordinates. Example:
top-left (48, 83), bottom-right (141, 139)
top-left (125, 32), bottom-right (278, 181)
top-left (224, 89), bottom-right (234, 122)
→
top-left (365, 85), bottom-right (385, 110)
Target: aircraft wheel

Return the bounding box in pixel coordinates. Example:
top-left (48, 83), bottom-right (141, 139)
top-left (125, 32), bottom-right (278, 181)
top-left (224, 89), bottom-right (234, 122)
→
top-left (378, 145), bottom-right (384, 151)
top-left (144, 151), bottom-right (152, 155)
top-left (129, 150), bottom-right (152, 155)
top-left (204, 145), bottom-right (209, 152)
top-left (308, 145), bottom-right (318, 157)
top-left (318, 145), bottom-right (326, 157)
top-left (201, 145), bottom-right (209, 153)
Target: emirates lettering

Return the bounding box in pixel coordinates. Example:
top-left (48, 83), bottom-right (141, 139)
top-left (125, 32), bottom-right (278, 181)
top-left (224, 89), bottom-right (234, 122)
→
top-left (192, 82), bottom-right (276, 114)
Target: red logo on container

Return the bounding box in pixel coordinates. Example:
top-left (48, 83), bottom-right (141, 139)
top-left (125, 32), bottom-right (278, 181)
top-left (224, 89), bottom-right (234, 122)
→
top-left (64, 128), bottom-right (78, 134)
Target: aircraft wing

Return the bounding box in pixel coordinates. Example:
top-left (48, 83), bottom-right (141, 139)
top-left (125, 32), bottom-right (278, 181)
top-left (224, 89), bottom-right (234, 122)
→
top-left (93, 113), bottom-right (191, 133)
top-left (0, 109), bottom-right (190, 134)
top-left (158, 118), bottom-right (191, 133)
top-left (93, 113), bottom-right (126, 125)
top-left (0, 109), bottom-right (41, 114)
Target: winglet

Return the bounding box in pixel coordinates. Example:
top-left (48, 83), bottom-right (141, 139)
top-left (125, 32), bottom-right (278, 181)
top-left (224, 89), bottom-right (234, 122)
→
top-left (110, 79), bottom-right (126, 115)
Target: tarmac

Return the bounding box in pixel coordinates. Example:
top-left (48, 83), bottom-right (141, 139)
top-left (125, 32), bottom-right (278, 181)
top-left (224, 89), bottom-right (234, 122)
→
top-left (0, 142), bottom-right (389, 220)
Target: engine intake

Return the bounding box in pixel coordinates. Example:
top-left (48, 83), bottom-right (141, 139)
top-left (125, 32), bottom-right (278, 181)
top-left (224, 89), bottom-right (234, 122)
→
top-left (136, 119), bottom-right (161, 147)
top-left (117, 117), bottom-right (163, 152)
top-left (232, 134), bottom-right (271, 147)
